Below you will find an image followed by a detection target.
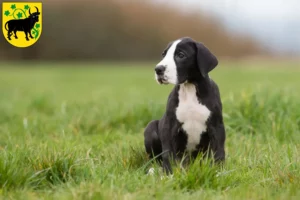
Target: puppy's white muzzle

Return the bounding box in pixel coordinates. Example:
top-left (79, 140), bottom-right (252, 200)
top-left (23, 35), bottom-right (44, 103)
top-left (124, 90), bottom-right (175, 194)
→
top-left (154, 40), bottom-right (181, 85)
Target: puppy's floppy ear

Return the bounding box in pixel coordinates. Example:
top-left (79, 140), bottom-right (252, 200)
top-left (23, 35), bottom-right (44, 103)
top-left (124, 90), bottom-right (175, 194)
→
top-left (196, 42), bottom-right (218, 78)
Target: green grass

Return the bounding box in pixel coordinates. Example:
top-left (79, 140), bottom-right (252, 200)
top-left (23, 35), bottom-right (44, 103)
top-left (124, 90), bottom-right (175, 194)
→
top-left (0, 61), bottom-right (300, 200)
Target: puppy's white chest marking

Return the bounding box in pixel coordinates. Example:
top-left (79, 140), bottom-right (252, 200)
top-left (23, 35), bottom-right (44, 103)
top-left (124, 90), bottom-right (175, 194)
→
top-left (176, 83), bottom-right (211, 151)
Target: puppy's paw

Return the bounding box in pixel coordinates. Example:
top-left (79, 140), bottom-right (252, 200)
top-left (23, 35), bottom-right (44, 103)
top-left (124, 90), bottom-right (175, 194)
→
top-left (160, 174), bottom-right (174, 180)
top-left (147, 167), bottom-right (155, 176)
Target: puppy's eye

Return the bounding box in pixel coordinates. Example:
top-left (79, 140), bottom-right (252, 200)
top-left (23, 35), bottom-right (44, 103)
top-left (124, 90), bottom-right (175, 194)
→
top-left (162, 51), bottom-right (166, 58)
top-left (176, 52), bottom-right (185, 59)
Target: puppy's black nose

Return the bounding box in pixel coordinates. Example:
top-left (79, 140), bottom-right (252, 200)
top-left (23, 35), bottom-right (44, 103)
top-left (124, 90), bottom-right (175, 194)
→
top-left (155, 65), bottom-right (166, 75)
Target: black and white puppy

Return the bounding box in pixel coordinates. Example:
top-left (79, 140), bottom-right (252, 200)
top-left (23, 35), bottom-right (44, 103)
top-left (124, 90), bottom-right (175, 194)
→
top-left (144, 37), bottom-right (226, 175)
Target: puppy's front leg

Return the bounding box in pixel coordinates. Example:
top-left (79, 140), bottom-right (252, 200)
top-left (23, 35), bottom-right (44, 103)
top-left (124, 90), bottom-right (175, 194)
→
top-left (161, 128), bottom-right (176, 175)
top-left (208, 124), bottom-right (226, 164)
top-left (161, 147), bottom-right (174, 175)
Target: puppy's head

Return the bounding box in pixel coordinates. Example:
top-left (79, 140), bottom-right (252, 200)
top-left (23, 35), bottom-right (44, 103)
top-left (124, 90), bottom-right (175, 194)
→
top-left (154, 37), bottom-right (218, 85)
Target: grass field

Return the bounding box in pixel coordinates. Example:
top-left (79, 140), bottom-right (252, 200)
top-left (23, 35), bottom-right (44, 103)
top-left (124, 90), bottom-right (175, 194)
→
top-left (0, 61), bottom-right (300, 200)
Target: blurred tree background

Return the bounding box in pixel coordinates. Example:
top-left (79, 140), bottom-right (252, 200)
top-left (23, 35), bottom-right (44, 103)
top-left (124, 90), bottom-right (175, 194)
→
top-left (0, 0), bottom-right (270, 62)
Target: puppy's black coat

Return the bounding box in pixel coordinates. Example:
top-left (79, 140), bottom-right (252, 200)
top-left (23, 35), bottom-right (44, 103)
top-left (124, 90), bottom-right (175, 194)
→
top-left (144, 37), bottom-right (226, 174)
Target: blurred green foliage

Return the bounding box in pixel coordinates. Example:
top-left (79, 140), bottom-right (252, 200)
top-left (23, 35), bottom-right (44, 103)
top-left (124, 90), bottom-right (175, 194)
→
top-left (0, 0), bottom-right (266, 61)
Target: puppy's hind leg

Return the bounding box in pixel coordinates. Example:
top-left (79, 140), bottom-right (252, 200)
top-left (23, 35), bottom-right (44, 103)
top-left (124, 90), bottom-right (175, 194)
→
top-left (144, 120), bottom-right (162, 161)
